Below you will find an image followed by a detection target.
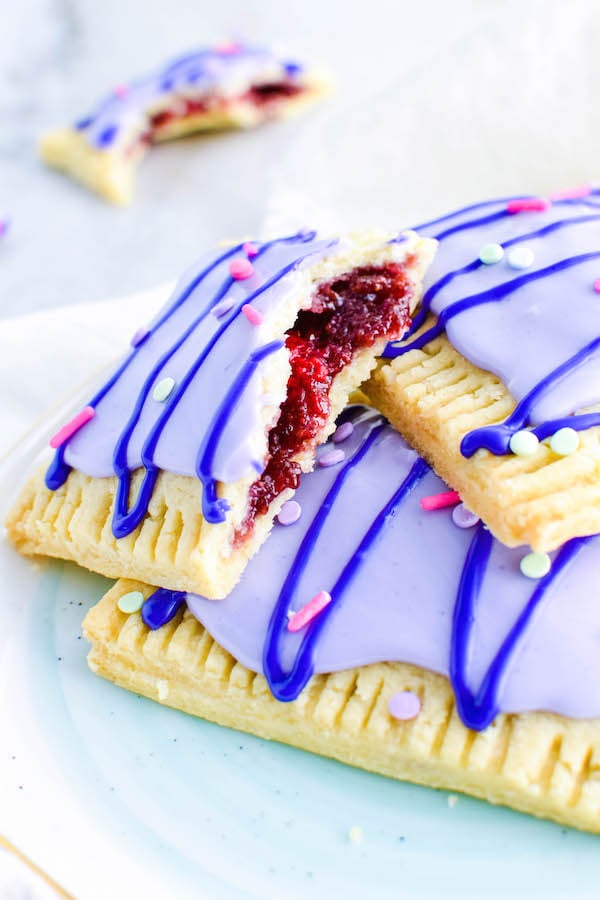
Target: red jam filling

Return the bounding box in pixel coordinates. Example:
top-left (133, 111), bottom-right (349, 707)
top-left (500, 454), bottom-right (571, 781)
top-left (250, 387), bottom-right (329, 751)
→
top-left (235, 262), bottom-right (414, 544)
top-left (147, 82), bottom-right (304, 138)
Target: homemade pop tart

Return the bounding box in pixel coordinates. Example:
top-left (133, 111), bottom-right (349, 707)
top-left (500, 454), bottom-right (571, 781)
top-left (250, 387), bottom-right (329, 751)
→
top-left (6, 230), bottom-right (434, 597)
top-left (367, 187), bottom-right (600, 551)
top-left (83, 407), bottom-right (600, 834)
top-left (41, 43), bottom-right (328, 204)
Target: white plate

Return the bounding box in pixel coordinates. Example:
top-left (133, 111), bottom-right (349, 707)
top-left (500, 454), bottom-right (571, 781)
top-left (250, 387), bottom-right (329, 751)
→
top-left (2, 388), bottom-right (600, 900)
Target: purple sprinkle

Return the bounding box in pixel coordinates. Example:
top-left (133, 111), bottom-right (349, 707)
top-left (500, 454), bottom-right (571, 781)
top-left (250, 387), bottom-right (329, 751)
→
top-left (451, 503), bottom-right (480, 529)
top-left (212, 297), bottom-right (235, 318)
top-left (277, 500), bottom-right (302, 526)
top-left (388, 691), bottom-right (421, 721)
top-left (318, 448), bottom-right (345, 468)
top-left (74, 115), bottom-right (94, 131)
top-left (284, 61), bottom-right (303, 77)
top-left (96, 124), bottom-right (119, 148)
top-left (333, 421), bottom-right (354, 444)
top-left (252, 459), bottom-right (264, 474)
top-left (130, 326), bottom-right (150, 348)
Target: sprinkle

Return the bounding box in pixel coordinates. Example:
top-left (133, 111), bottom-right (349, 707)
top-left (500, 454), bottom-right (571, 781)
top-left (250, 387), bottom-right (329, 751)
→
top-left (96, 124), bottom-right (118, 148)
top-left (348, 826), bottom-right (363, 844)
top-left (130, 326), bottom-right (149, 347)
top-left (229, 258), bottom-right (254, 280)
top-left (287, 590), bottom-right (332, 633)
top-left (152, 376), bottom-right (176, 402)
top-left (388, 691), bottom-right (421, 721)
top-left (212, 297), bottom-right (235, 318)
top-left (243, 242), bottom-right (259, 258)
top-left (452, 503), bottom-right (480, 529)
top-left (117, 590), bottom-right (145, 614)
top-left (593, 279), bottom-right (600, 295)
top-left (506, 198), bottom-right (551, 214)
top-left (509, 429), bottom-right (539, 456)
top-left (447, 795), bottom-right (459, 809)
top-left (216, 41), bottom-right (242, 55)
top-left (550, 184), bottom-right (592, 200)
top-left (333, 421), bottom-right (354, 443)
top-left (507, 246), bottom-right (534, 270)
top-left (0, 218), bottom-right (9, 238)
top-left (277, 500), bottom-right (302, 526)
top-left (420, 491), bottom-right (460, 511)
top-left (318, 448), bottom-right (345, 468)
top-left (520, 551), bottom-right (551, 579)
top-left (49, 406), bottom-right (95, 449)
top-left (479, 243), bottom-right (504, 265)
top-left (242, 304), bottom-right (263, 326)
top-left (549, 427), bottom-right (579, 456)
top-left (113, 84), bottom-right (129, 98)
top-left (284, 61), bottom-right (304, 77)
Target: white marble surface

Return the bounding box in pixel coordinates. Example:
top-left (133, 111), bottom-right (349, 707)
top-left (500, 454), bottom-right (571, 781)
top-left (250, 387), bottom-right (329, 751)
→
top-left (2, 0), bottom-right (589, 318)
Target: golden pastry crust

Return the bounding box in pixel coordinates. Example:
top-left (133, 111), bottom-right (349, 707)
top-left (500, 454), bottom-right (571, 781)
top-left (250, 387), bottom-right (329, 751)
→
top-left (366, 328), bottom-right (600, 551)
top-left (83, 579), bottom-right (600, 835)
top-left (40, 75), bottom-right (329, 205)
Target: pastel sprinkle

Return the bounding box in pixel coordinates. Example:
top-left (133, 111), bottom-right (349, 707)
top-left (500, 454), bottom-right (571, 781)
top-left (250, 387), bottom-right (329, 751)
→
top-left (593, 279), bottom-right (600, 295)
top-left (113, 83), bottom-right (129, 98)
top-left (243, 242), bottom-right (259, 258)
top-left (49, 406), bottom-right (95, 449)
top-left (130, 326), bottom-right (149, 347)
top-left (388, 691), bottom-right (421, 721)
top-left (549, 426), bottom-right (579, 456)
top-left (506, 198), bottom-right (551, 214)
top-left (229, 258), bottom-right (254, 280)
top-left (420, 491), bottom-right (460, 511)
top-left (318, 448), bottom-right (345, 468)
top-left (277, 500), bottom-right (302, 526)
top-left (447, 795), bottom-right (459, 809)
top-left (507, 246), bottom-right (534, 270)
top-left (117, 590), bottom-right (145, 614)
top-left (212, 297), bottom-right (235, 318)
top-left (348, 826), bottom-right (363, 844)
top-left (509, 429), bottom-right (539, 456)
top-left (152, 376), bottom-right (176, 402)
top-left (451, 503), bottom-right (480, 529)
top-left (333, 421), bottom-right (354, 443)
top-left (550, 184), bottom-right (592, 200)
top-left (520, 551), bottom-right (552, 580)
top-left (216, 41), bottom-right (242, 55)
top-left (242, 304), bottom-right (263, 326)
top-left (479, 242), bottom-right (504, 265)
top-left (287, 590), bottom-right (332, 633)
top-left (0, 219), bottom-right (9, 238)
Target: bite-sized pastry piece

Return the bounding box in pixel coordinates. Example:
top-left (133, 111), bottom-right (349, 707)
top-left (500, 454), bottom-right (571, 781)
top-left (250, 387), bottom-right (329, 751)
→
top-left (6, 230), bottom-right (434, 598)
top-left (84, 407), bottom-right (600, 834)
top-left (367, 185), bottom-right (600, 551)
top-left (40, 43), bottom-right (329, 204)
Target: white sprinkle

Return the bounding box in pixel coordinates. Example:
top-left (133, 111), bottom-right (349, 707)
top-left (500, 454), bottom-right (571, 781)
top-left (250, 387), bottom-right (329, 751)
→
top-left (348, 826), bottom-right (363, 844)
top-left (447, 794), bottom-right (459, 809)
top-left (507, 246), bottom-right (535, 270)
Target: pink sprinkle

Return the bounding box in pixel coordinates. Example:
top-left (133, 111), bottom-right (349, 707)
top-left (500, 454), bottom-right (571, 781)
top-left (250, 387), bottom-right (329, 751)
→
top-left (506, 198), bottom-right (551, 214)
top-left (230, 258), bottom-right (254, 280)
top-left (318, 448), bottom-right (345, 468)
top-left (242, 304), bottom-right (263, 326)
top-left (333, 421), bottom-right (354, 444)
top-left (243, 242), bottom-right (259, 259)
top-left (388, 691), bottom-right (421, 721)
top-left (216, 41), bottom-right (241, 55)
top-left (50, 406), bottom-right (95, 449)
top-left (287, 590), bottom-right (332, 633)
top-left (594, 279), bottom-right (600, 294)
top-left (113, 84), bottom-right (129, 98)
top-left (277, 500), bottom-right (302, 526)
top-left (550, 184), bottom-right (592, 201)
top-left (130, 326), bottom-right (149, 347)
top-left (420, 490), bottom-right (461, 511)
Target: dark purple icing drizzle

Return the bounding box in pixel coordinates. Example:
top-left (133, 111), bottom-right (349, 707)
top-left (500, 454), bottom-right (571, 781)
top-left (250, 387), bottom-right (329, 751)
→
top-left (451, 525), bottom-right (590, 729)
top-left (142, 588), bottom-right (186, 630)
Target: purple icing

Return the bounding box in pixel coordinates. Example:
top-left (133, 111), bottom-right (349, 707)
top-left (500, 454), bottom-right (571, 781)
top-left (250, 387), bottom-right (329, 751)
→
top-left (74, 44), bottom-right (311, 152)
top-left (184, 406), bottom-right (600, 728)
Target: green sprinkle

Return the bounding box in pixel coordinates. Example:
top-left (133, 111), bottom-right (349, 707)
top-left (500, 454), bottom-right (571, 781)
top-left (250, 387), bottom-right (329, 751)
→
top-left (508, 429), bottom-right (539, 456)
top-left (520, 551), bottom-right (551, 579)
top-left (117, 590), bottom-right (145, 614)
top-left (549, 427), bottom-right (579, 456)
top-left (152, 376), bottom-right (176, 402)
top-left (479, 243), bottom-right (504, 265)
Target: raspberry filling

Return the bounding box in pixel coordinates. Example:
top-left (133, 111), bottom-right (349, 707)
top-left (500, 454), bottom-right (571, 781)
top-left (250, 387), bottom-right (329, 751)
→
top-left (147, 82), bottom-right (304, 137)
top-left (235, 262), bottom-right (414, 544)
